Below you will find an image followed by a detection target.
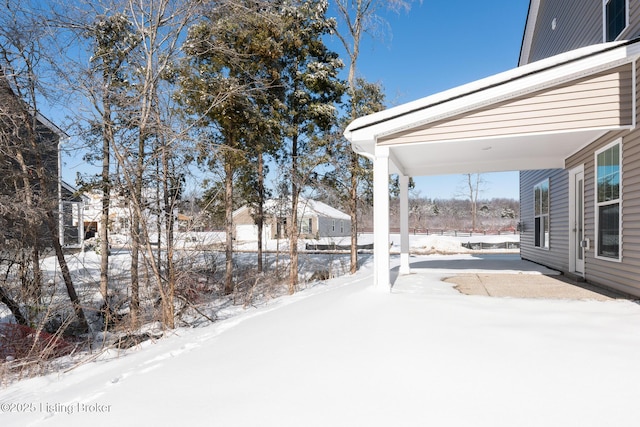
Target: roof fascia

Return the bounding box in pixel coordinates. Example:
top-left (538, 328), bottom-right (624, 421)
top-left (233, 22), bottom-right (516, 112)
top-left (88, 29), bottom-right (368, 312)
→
top-left (36, 112), bottom-right (69, 139)
top-left (345, 39), bottom-right (640, 144)
top-left (519, 0), bottom-right (540, 66)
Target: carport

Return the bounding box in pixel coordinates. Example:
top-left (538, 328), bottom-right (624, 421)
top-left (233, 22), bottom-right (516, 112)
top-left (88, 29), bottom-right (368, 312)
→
top-left (344, 39), bottom-right (640, 290)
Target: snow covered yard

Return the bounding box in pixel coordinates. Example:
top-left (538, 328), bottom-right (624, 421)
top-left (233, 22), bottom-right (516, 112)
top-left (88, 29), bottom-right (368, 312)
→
top-left (2, 251), bottom-right (640, 427)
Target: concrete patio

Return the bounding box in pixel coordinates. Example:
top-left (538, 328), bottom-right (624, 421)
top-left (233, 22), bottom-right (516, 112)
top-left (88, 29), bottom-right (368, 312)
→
top-left (391, 253), bottom-right (629, 301)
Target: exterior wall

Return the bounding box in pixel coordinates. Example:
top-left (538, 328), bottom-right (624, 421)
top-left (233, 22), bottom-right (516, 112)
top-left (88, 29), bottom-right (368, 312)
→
top-left (527, 0), bottom-right (601, 64)
top-left (519, 0), bottom-right (640, 296)
top-left (565, 127), bottom-right (640, 296)
top-left (317, 216), bottom-right (350, 238)
top-left (520, 168), bottom-right (570, 273)
top-left (379, 65), bottom-right (634, 146)
top-left (525, 0), bottom-right (640, 65)
top-left (232, 207), bottom-right (254, 226)
top-left (234, 205), bottom-right (351, 240)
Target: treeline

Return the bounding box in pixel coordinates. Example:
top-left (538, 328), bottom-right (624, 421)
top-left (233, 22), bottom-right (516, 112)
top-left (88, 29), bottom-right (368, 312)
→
top-left (0, 0), bottom-right (421, 349)
top-left (363, 196), bottom-right (520, 233)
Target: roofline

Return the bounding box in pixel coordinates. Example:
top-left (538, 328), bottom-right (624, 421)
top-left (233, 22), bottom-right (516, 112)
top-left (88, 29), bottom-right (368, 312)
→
top-left (1, 68), bottom-right (69, 140)
top-left (36, 112), bottom-right (69, 139)
top-left (519, 0), bottom-right (539, 66)
top-left (345, 37), bottom-right (640, 137)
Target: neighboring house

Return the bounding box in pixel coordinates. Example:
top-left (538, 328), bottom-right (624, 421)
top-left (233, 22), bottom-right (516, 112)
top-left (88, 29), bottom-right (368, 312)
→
top-left (344, 0), bottom-right (640, 297)
top-left (82, 187), bottom-right (180, 239)
top-left (0, 69), bottom-right (83, 247)
top-left (233, 198), bottom-right (351, 241)
top-left (82, 190), bottom-right (130, 237)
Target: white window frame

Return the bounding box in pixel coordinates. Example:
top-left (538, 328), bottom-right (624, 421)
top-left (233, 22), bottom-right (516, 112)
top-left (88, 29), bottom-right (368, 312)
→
top-left (534, 179), bottom-right (550, 249)
top-left (595, 139), bottom-right (623, 262)
top-left (603, 0), bottom-right (629, 42)
top-left (301, 217), bottom-right (312, 234)
top-left (340, 220), bottom-right (344, 234)
top-left (331, 219), bottom-right (336, 232)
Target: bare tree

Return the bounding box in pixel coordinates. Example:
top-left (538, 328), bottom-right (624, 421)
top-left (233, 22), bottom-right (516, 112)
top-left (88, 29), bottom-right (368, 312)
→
top-left (332, 0), bottom-right (421, 274)
top-left (0, 0), bottom-right (89, 332)
top-left (461, 173), bottom-right (486, 231)
top-left (58, 0), bottom-right (198, 329)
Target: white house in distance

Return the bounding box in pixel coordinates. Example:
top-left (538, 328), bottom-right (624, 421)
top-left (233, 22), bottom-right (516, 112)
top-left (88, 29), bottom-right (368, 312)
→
top-left (233, 198), bottom-right (351, 241)
top-left (82, 188), bottom-right (179, 239)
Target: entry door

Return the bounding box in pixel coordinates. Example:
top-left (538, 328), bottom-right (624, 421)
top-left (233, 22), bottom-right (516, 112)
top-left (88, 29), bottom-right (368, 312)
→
top-left (572, 169), bottom-right (585, 275)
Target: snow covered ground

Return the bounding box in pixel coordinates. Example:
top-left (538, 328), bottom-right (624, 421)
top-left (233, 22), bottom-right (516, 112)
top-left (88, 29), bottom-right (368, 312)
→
top-left (2, 238), bottom-right (640, 427)
top-left (164, 231), bottom-right (520, 253)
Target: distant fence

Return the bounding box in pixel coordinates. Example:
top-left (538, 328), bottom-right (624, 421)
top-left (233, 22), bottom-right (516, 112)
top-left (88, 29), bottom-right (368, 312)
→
top-left (305, 243), bottom-right (374, 251)
top-left (461, 241), bottom-right (520, 250)
top-left (360, 228), bottom-right (520, 237)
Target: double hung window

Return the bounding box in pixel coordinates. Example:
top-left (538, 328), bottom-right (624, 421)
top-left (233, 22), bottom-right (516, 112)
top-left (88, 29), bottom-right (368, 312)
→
top-left (596, 141), bottom-right (621, 260)
top-left (534, 180), bottom-right (550, 249)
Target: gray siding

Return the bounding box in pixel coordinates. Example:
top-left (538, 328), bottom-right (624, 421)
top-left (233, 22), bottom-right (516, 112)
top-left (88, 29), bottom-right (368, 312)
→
top-left (520, 168), bottom-right (569, 273)
top-left (526, 0), bottom-right (640, 64)
top-left (565, 127), bottom-right (640, 296)
top-left (528, 0), bottom-right (601, 63)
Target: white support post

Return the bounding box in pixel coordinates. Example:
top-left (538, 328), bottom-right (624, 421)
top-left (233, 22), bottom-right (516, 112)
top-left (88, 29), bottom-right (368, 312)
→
top-left (399, 174), bottom-right (411, 275)
top-left (373, 146), bottom-right (391, 291)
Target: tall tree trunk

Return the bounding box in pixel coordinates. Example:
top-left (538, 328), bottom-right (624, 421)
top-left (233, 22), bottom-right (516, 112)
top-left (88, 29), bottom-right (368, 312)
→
top-left (100, 100), bottom-right (112, 306)
top-left (13, 150), bottom-right (43, 302)
top-left (130, 210), bottom-right (140, 328)
top-left (130, 133), bottom-right (146, 328)
top-left (224, 156), bottom-right (234, 295)
top-left (256, 152), bottom-right (264, 273)
top-left (349, 152), bottom-right (359, 274)
top-left (161, 138), bottom-right (175, 328)
top-left (289, 134), bottom-right (299, 294)
top-left (46, 211), bottom-right (89, 333)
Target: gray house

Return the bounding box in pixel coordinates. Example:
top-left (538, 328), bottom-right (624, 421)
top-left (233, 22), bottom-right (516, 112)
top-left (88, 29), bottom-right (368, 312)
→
top-left (519, 0), bottom-right (640, 297)
top-left (233, 198), bottom-right (351, 241)
top-left (344, 0), bottom-right (640, 297)
top-left (0, 69), bottom-right (83, 247)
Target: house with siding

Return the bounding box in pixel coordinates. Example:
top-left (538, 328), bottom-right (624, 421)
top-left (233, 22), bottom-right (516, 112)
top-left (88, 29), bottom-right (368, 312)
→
top-left (519, 0), bottom-right (640, 296)
top-left (233, 198), bottom-right (351, 241)
top-left (0, 69), bottom-right (83, 247)
top-left (344, 0), bottom-right (640, 297)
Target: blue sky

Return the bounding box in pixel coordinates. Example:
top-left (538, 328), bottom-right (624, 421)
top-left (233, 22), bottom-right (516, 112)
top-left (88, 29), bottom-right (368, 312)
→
top-left (58, 0), bottom-right (531, 201)
top-left (335, 0), bottom-right (531, 200)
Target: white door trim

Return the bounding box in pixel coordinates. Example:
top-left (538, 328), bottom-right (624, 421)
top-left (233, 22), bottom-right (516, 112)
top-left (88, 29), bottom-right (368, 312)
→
top-left (569, 165), bottom-right (586, 276)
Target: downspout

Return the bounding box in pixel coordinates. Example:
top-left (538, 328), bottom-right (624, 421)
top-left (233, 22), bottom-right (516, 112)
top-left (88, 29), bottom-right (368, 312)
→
top-left (632, 58), bottom-right (637, 130)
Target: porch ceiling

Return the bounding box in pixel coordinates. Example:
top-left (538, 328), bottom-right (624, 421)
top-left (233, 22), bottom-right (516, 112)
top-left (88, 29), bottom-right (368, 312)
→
top-left (345, 39), bottom-right (640, 177)
top-left (388, 129), bottom-right (609, 176)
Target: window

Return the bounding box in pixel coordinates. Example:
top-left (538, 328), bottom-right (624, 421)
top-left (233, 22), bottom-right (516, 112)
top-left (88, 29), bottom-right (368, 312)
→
top-left (331, 220), bottom-right (336, 232)
top-left (596, 141), bottom-right (621, 260)
top-left (604, 0), bottom-right (628, 42)
top-left (301, 217), bottom-right (312, 234)
top-left (534, 180), bottom-right (550, 249)
top-left (340, 220), bottom-right (344, 234)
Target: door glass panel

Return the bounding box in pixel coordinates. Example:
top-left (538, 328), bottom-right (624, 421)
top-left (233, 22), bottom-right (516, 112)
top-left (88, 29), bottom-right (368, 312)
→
top-left (577, 178), bottom-right (584, 261)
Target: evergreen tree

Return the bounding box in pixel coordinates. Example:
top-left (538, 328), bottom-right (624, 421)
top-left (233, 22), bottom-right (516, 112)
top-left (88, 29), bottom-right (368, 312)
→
top-left (276, 0), bottom-right (344, 293)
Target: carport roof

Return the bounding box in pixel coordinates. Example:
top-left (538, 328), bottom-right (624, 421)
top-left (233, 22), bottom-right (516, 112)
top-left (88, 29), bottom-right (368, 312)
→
top-left (344, 38), bottom-right (640, 176)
